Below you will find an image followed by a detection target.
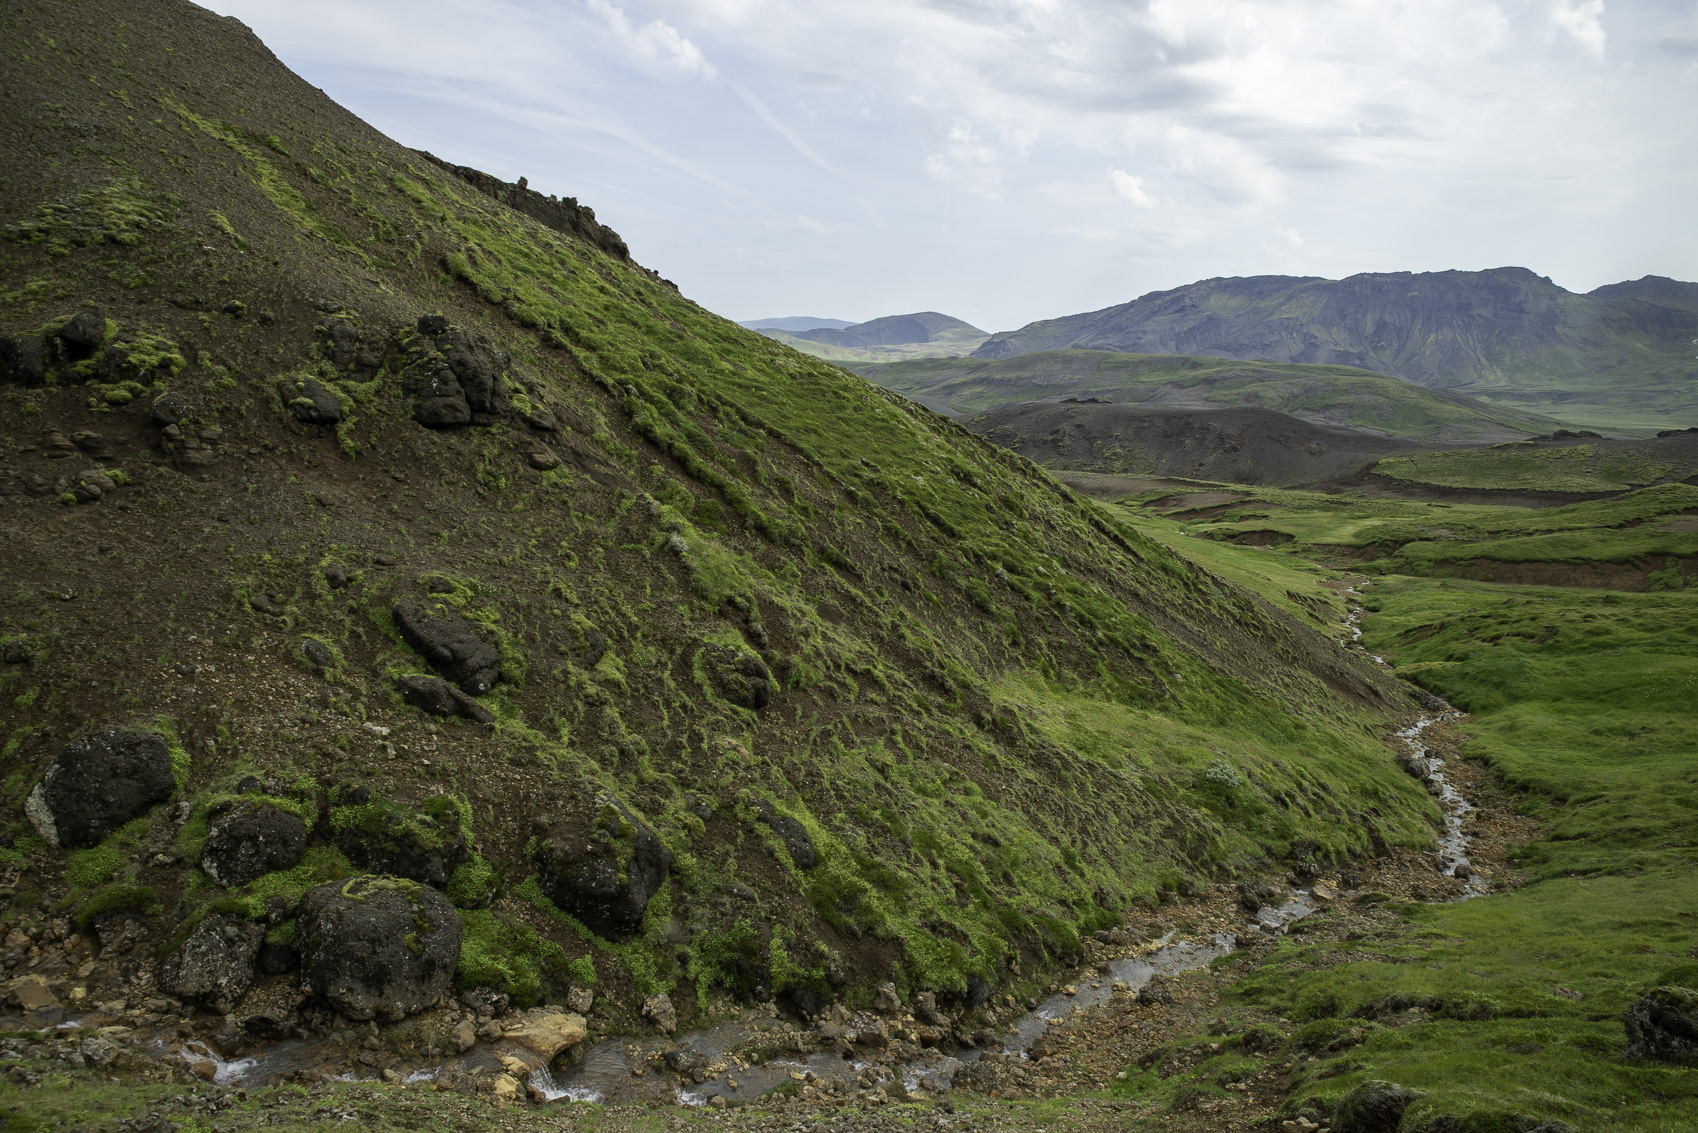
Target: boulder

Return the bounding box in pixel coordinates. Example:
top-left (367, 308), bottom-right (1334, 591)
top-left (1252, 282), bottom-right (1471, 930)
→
top-left (56, 308), bottom-right (107, 360)
top-left (336, 801), bottom-right (469, 889)
top-left (429, 327), bottom-right (510, 417)
top-left (296, 875), bottom-right (461, 1021)
top-left (1331, 1079), bottom-right (1425, 1133)
top-left (279, 376), bottom-right (342, 424)
top-left (158, 913), bottom-right (262, 1014)
top-left (200, 801), bottom-right (308, 887)
top-left (642, 992), bottom-right (677, 1034)
top-left (873, 982), bottom-right (902, 1014)
top-left (25, 729), bottom-right (175, 848)
top-left (402, 355), bottom-right (472, 427)
top-left (504, 1009), bottom-right (588, 1059)
top-left (0, 335), bottom-right (46, 386)
top-left (1623, 986), bottom-right (1698, 1064)
top-left (392, 599), bottom-right (501, 695)
top-left (700, 643), bottom-right (773, 710)
top-left (533, 797), bottom-right (671, 942)
top-left (744, 793), bottom-right (816, 869)
top-left (299, 637), bottom-right (338, 674)
top-left (396, 673), bottom-right (495, 724)
top-left (1237, 879), bottom-right (1281, 914)
top-left (149, 391), bottom-right (191, 427)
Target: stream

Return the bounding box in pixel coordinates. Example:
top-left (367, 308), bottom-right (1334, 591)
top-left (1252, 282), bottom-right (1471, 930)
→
top-left (151, 592), bottom-right (1485, 1102)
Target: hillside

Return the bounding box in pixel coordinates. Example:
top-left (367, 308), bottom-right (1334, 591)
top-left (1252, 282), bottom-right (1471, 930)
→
top-left (853, 350), bottom-right (1561, 441)
top-left (736, 318), bottom-right (856, 333)
top-left (0, 0), bottom-right (1437, 1065)
top-left (967, 269), bottom-right (1698, 431)
top-left (754, 312), bottom-right (988, 363)
top-left (966, 403), bottom-right (1436, 486)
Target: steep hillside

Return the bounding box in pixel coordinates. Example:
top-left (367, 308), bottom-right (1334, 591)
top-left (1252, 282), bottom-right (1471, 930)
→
top-left (966, 403), bottom-right (1435, 486)
top-left (853, 350), bottom-right (1560, 441)
top-left (968, 269), bottom-right (1698, 430)
top-left (0, 0), bottom-right (1437, 1042)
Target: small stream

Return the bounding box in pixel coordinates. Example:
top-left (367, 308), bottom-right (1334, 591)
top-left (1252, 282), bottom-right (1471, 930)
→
top-left (151, 588), bottom-right (1485, 1100)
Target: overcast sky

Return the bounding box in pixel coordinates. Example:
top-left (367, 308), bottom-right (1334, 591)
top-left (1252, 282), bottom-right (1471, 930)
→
top-left (206, 0), bottom-right (1698, 332)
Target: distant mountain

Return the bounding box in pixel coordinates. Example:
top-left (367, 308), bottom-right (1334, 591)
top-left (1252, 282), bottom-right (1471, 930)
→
top-left (754, 310), bottom-right (988, 363)
top-left (737, 316), bottom-right (857, 332)
top-left (971, 269), bottom-right (1698, 432)
top-left (850, 350), bottom-right (1563, 443)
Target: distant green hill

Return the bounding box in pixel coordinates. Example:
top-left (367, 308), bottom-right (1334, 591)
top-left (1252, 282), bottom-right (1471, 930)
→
top-left (968, 269), bottom-right (1698, 433)
top-left (852, 350), bottom-right (1563, 442)
top-left (755, 311), bottom-right (987, 362)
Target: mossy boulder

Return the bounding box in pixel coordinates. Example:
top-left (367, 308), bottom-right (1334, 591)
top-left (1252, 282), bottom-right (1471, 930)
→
top-left (24, 729), bottom-right (175, 848)
top-left (392, 598), bottom-right (501, 695)
top-left (1331, 1079), bottom-right (1424, 1133)
top-left (1623, 985), bottom-right (1698, 1064)
top-left (200, 800), bottom-right (308, 887)
top-left (532, 796), bottom-right (670, 942)
top-left (334, 796), bottom-right (469, 888)
top-left (700, 643), bottom-right (773, 710)
top-left (296, 875), bottom-right (461, 1021)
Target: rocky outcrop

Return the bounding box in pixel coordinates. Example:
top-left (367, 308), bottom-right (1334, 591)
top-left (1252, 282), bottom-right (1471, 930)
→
top-left (392, 599), bottom-right (501, 695)
top-left (744, 792), bottom-right (816, 870)
top-left (158, 913), bottom-right (262, 1014)
top-left (200, 801), bottom-right (308, 886)
top-left (700, 643), bottom-right (773, 710)
top-left (1330, 1079), bottom-right (1424, 1133)
top-left (25, 729), bottom-right (175, 848)
top-left (335, 801), bottom-right (469, 889)
top-left (532, 797), bottom-right (671, 942)
top-left (278, 376), bottom-right (342, 424)
top-left (296, 875), bottom-right (461, 1021)
top-left (1623, 986), bottom-right (1698, 1064)
top-left (395, 673), bottom-right (495, 724)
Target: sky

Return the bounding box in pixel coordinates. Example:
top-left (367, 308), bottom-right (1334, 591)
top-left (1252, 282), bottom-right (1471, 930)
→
top-left (204, 0), bottom-right (1698, 332)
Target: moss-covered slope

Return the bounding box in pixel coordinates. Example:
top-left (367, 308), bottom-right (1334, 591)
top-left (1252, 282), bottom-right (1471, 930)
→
top-left (0, 0), bottom-right (1438, 1026)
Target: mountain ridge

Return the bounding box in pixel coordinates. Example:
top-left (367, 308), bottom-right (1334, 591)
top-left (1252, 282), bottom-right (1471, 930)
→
top-left (970, 268), bottom-right (1698, 431)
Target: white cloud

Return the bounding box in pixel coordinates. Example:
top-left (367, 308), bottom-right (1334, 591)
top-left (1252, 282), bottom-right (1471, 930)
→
top-left (1551, 0), bottom-right (1608, 59)
top-left (202, 0), bottom-right (1698, 328)
top-left (586, 0), bottom-right (717, 79)
top-left (1109, 169), bottom-right (1154, 208)
top-left (766, 214), bottom-right (856, 234)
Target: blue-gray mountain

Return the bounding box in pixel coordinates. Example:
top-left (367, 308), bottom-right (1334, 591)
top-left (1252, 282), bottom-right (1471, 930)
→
top-left (971, 269), bottom-right (1698, 428)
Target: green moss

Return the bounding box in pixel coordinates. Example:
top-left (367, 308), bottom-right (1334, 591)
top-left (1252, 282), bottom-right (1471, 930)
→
top-left (455, 908), bottom-right (571, 1007)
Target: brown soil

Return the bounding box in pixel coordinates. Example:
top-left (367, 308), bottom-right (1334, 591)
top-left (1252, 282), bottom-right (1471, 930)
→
top-left (1426, 556), bottom-right (1698, 589)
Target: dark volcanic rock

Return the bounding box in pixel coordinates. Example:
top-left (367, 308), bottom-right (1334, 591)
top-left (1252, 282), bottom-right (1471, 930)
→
top-left (395, 673), bottom-right (495, 724)
top-left (0, 335), bottom-right (46, 386)
top-left (56, 308), bottom-right (107, 360)
top-left (25, 729), bottom-right (175, 849)
top-left (149, 391), bottom-right (191, 427)
top-left (744, 792), bottom-right (816, 870)
top-left (1331, 1079), bottom-right (1424, 1133)
top-left (1237, 879), bottom-right (1282, 914)
top-left (336, 802), bottom-right (469, 889)
top-left (297, 875), bottom-right (461, 1021)
top-left (392, 599), bottom-right (501, 695)
top-left (402, 355), bottom-right (472, 427)
top-left (298, 637), bottom-right (338, 673)
top-left (279, 376), bottom-right (342, 424)
top-left (533, 797), bottom-right (671, 942)
top-left (200, 801), bottom-right (308, 887)
top-left (1623, 986), bottom-right (1698, 1064)
top-left (158, 913), bottom-right (262, 1014)
top-left (430, 327), bottom-right (510, 417)
top-left (700, 643), bottom-right (773, 710)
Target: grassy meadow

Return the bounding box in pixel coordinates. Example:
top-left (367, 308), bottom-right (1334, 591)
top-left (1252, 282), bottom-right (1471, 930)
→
top-left (1100, 483), bottom-right (1698, 1130)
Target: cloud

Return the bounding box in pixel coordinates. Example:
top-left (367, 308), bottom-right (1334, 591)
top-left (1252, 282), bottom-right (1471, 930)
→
top-left (586, 0), bottom-right (717, 79)
top-left (1109, 169), bottom-right (1154, 207)
top-left (766, 213), bottom-right (856, 234)
top-left (1550, 0), bottom-right (1607, 59)
top-left (203, 0), bottom-right (1698, 329)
